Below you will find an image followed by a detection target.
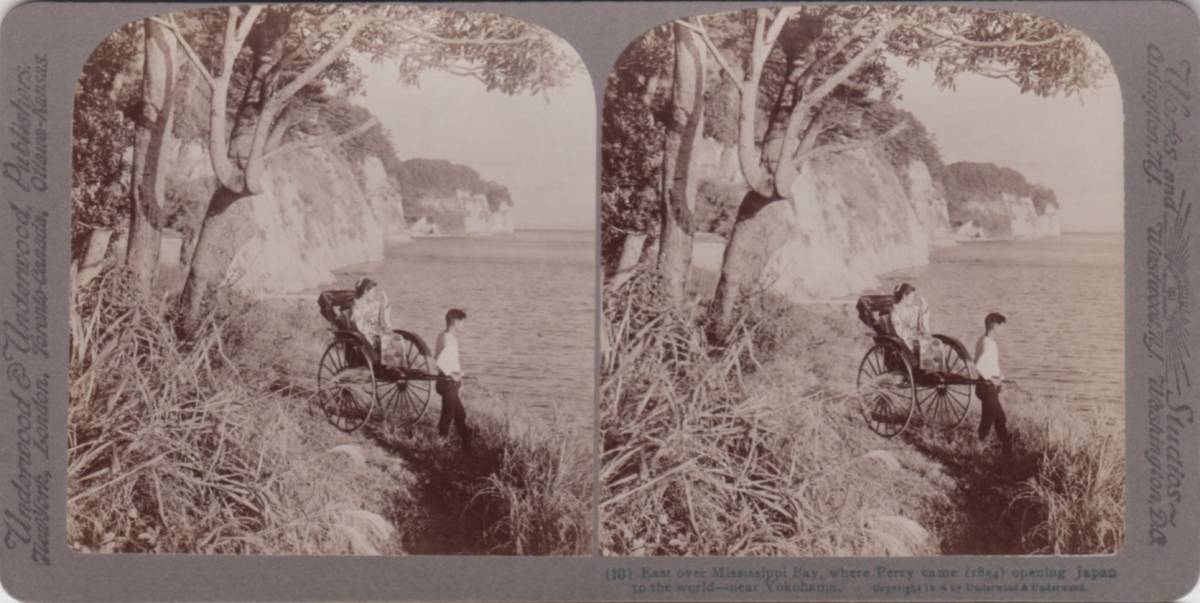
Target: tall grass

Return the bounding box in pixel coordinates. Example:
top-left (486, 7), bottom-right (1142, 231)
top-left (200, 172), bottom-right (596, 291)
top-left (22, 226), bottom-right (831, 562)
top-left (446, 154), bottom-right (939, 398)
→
top-left (473, 405), bottom-right (592, 555)
top-left (68, 265), bottom-right (589, 555)
top-left (1006, 397), bottom-right (1125, 554)
top-left (68, 266), bottom-right (394, 553)
top-left (601, 270), bottom-right (1124, 556)
top-left (600, 272), bottom-right (946, 556)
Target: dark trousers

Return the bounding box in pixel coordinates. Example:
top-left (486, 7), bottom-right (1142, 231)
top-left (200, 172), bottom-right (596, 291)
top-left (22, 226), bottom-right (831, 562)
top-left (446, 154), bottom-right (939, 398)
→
top-left (436, 378), bottom-right (470, 448)
top-left (976, 382), bottom-right (1012, 453)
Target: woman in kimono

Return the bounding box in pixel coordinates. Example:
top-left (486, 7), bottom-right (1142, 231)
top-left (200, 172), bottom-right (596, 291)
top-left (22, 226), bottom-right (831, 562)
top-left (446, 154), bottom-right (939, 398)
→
top-left (892, 283), bottom-right (945, 373)
top-left (350, 278), bottom-right (393, 361)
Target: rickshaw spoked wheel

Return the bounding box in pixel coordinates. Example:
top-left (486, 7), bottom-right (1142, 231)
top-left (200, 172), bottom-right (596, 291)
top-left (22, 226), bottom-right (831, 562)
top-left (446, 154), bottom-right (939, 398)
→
top-left (377, 332), bottom-right (432, 428)
top-left (914, 338), bottom-right (973, 431)
top-left (856, 343), bottom-right (916, 438)
top-left (314, 338), bottom-right (378, 432)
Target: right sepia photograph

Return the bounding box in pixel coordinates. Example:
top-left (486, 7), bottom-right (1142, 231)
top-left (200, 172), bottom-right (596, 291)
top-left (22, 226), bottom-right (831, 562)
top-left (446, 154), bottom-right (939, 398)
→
top-left (601, 5), bottom-right (1123, 557)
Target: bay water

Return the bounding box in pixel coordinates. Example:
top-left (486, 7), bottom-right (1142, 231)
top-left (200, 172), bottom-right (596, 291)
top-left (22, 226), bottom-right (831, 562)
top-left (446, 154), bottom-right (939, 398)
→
top-left (879, 233), bottom-right (1124, 413)
top-left (334, 230), bottom-right (596, 426)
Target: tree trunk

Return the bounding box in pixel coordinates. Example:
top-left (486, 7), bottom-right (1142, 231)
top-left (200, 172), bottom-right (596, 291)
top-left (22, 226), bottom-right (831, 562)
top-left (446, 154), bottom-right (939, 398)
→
top-left (609, 233), bottom-right (652, 290)
top-left (126, 18), bottom-right (177, 298)
top-left (656, 21), bottom-right (707, 304)
top-left (711, 191), bottom-right (794, 333)
top-left (176, 187), bottom-right (253, 334)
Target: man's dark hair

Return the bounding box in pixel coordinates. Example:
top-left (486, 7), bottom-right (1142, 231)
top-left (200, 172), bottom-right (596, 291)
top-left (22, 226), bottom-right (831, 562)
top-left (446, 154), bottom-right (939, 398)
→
top-left (985, 312), bottom-right (1007, 331)
top-left (446, 308), bottom-right (467, 327)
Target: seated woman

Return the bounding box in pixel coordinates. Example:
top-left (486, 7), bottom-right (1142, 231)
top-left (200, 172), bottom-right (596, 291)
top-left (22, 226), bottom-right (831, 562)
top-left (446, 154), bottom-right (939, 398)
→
top-left (891, 283), bottom-right (945, 373)
top-left (350, 278), bottom-right (393, 361)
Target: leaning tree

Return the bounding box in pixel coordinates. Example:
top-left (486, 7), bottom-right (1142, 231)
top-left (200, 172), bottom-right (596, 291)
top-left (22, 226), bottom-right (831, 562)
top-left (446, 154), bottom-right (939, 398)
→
top-left (124, 18), bottom-right (178, 298)
top-left (690, 5), bottom-right (1109, 331)
top-left (618, 7), bottom-right (1107, 328)
top-left (149, 5), bottom-right (574, 333)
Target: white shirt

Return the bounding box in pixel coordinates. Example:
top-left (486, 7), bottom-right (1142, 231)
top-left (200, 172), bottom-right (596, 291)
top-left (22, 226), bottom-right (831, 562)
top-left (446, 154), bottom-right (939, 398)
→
top-left (975, 334), bottom-right (1002, 382)
top-left (435, 331), bottom-right (462, 376)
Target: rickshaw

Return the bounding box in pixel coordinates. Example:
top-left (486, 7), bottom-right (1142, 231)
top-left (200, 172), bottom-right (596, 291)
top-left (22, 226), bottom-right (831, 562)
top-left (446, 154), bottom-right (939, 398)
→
top-left (312, 290), bottom-right (437, 432)
top-left (854, 294), bottom-right (978, 437)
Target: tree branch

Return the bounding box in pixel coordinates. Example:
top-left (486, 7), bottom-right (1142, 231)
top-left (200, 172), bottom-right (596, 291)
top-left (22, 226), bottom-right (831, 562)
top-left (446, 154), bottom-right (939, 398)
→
top-left (914, 24), bottom-right (1071, 48)
top-left (273, 15), bottom-right (367, 106)
top-left (394, 22), bottom-right (536, 46)
top-left (793, 23), bottom-right (869, 94)
top-left (152, 16), bottom-right (214, 90)
top-left (206, 6), bottom-right (262, 191)
top-left (676, 17), bottom-right (743, 91)
top-left (776, 18), bottom-right (897, 187)
top-left (794, 107), bottom-right (829, 159)
top-left (266, 10), bottom-right (345, 86)
top-left (763, 7), bottom-right (802, 49)
top-left (264, 117), bottom-right (381, 160)
top-left (800, 19), bottom-right (896, 114)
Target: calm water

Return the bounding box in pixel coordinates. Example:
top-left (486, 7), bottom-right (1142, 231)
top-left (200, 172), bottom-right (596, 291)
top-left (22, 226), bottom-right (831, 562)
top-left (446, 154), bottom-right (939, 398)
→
top-left (879, 234), bottom-right (1124, 410)
top-left (334, 231), bottom-right (596, 425)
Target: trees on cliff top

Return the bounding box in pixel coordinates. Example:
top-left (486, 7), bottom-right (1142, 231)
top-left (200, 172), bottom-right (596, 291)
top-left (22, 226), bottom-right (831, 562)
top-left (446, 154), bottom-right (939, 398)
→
top-left (388, 158), bottom-right (513, 212)
top-left (605, 6), bottom-right (1108, 331)
top-left (940, 161), bottom-right (1060, 218)
top-left (82, 6), bottom-right (575, 333)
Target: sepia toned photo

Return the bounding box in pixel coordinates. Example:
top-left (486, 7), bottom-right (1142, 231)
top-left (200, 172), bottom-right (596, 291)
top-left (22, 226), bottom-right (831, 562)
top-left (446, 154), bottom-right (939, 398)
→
top-left (68, 5), bottom-right (594, 555)
top-left (601, 5), bottom-right (1124, 557)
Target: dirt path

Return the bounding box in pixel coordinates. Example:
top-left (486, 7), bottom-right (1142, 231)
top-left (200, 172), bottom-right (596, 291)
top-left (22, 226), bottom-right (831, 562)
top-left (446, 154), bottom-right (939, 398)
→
top-left (361, 419), bottom-right (505, 555)
top-left (903, 428), bottom-right (1043, 554)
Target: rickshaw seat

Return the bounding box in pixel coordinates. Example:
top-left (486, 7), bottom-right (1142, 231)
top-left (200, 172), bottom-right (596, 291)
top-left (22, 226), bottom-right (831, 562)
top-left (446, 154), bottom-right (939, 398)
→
top-left (318, 289), bottom-right (357, 332)
top-left (856, 294), bottom-right (898, 338)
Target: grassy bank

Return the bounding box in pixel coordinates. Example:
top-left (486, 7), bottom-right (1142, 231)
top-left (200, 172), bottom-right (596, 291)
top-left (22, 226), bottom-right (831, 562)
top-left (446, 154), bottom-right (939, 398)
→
top-left (68, 267), bottom-right (590, 555)
top-left (600, 272), bottom-right (1123, 556)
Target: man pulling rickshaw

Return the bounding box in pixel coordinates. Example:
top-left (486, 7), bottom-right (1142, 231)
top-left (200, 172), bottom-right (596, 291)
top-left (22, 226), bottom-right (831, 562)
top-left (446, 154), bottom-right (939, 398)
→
top-left (855, 283), bottom-right (1012, 452)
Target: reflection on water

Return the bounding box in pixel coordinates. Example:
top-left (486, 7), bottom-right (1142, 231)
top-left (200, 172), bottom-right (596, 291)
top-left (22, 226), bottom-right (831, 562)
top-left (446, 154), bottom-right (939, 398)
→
top-left (334, 231), bottom-right (595, 425)
top-left (880, 234), bottom-right (1124, 411)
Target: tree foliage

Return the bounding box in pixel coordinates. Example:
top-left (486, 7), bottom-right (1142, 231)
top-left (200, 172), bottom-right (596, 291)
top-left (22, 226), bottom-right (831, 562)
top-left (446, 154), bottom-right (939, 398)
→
top-left (72, 22), bottom-right (141, 258)
top-left (600, 26), bottom-right (672, 265)
top-left (388, 158), bottom-right (513, 211)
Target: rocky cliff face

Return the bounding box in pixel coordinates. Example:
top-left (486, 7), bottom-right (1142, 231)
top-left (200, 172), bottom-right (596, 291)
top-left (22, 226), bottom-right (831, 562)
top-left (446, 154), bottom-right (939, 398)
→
top-left (951, 193), bottom-right (1061, 240)
top-left (407, 190), bottom-right (515, 236)
top-left (691, 138), bottom-right (955, 301)
top-left (164, 136), bottom-right (409, 295)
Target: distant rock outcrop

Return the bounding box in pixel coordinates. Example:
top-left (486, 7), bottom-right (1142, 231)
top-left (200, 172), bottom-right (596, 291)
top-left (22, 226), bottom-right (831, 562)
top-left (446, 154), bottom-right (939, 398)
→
top-left (941, 161), bottom-right (1061, 241)
top-left (407, 190), bottom-right (515, 236)
top-left (388, 158), bottom-right (516, 236)
top-left (951, 195), bottom-right (1061, 240)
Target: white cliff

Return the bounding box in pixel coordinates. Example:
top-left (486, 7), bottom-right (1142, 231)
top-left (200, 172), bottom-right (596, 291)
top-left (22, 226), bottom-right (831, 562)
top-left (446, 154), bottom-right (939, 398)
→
top-left (409, 190), bottom-right (515, 236)
top-left (691, 141), bottom-right (955, 301)
top-left (951, 193), bottom-right (1061, 241)
top-left (164, 137), bottom-right (409, 295)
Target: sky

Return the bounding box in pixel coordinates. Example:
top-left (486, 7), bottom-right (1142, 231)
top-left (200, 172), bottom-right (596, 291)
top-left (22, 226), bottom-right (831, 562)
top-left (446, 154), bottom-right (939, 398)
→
top-left (354, 46), bottom-right (596, 231)
top-left (890, 55), bottom-right (1125, 233)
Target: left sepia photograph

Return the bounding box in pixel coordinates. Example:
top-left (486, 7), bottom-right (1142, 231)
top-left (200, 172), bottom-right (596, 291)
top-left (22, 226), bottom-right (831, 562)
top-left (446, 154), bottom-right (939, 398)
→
top-left (69, 5), bottom-right (595, 555)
